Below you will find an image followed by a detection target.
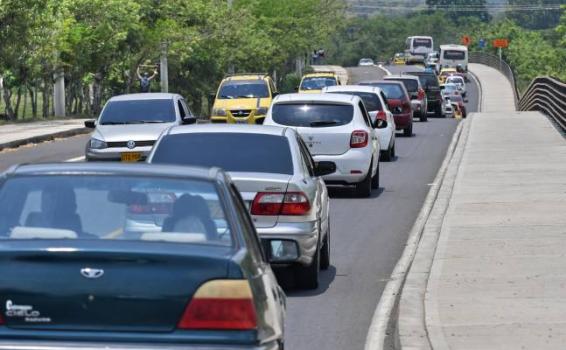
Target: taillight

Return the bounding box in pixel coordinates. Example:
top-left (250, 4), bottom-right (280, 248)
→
top-left (251, 192), bottom-right (311, 216)
top-left (177, 280), bottom-right (257, 330)
top-left (0, 313), bottom-right (4, 325)
top-left (418, 88), bottom-right (425, 100)
top-left (377, 110), bottom-right (387, 121)
top-left (350, 130), bottom-right (368, 148)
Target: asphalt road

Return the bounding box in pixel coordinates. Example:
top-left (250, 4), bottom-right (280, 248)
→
top-left (0, 65), bottom-right (479, 350)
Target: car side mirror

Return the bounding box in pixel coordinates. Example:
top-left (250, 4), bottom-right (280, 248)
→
top-left (375, 119), bottom-right (388, 129)
top-left (182, 117), bottom-right (197, 125)
top-left (84, 120), bottom-right (96, 128)
top-left (314, 161), bottom-right (336, 177)
top-left (266, 239), bottom-right (299, 263)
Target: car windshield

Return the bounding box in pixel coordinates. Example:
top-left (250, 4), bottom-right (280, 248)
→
top-left (99, 99), bottom-right (175, 124)
top-left (151, 133), bottom-right (294, 175)
top-left (300, 77), bottom-right (337, 90)
top-left (447, 77), bottom-right (464, 84)
top-left (386, 78), bottom-right (419, 93)
top-left (329, 91), bottom-right (382, 111)
top-left (218, 80), bottom-right (269, 99)
top-left (443, 50), bottom-right (466, 60)
top-left (0, 175), bottom-right (232, 245)
top-left (414, 38), bottom-right (432, 48)
top-left (360, 83), bottom-right (405, 99)
top-left (443, 84), bottom-right (458, 92)
top-left (360, 59), bottom-right (373, 64)
top-left (272, 103), bottom-right (353, 127)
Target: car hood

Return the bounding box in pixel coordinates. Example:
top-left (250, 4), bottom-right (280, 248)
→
top-left (213, 97), bottom-right (271, 111)
top-left (94, 123), bottom-right (176, 143)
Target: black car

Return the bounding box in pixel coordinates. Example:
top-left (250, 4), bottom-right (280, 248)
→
top-left (405, 70), bottom-right (443, 117)
top-left (0, 163), bottom-right (286, 350)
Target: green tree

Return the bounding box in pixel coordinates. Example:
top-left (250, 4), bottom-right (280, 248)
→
top-left (506, 0), bottom-right (563, 30)
top-left (426, 0), bottom-right (491, 22)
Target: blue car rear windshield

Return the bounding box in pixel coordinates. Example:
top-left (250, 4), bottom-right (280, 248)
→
top-left (99, 99), bottom-right (175, 125)
top-left (151, 133), bottom-right (294, 175)
top-left (0, 176), bottom-right (232, 245)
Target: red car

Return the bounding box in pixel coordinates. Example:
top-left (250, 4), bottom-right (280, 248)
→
top-left (359, 80), bottom-right (414, 136)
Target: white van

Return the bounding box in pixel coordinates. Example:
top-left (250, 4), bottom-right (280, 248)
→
top-left (439, 44), bottom-right (468, 72)
top-left (405, 36), bottom-right (434, 59)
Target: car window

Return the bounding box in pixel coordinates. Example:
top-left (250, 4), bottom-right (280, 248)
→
top-left (296, 137), bottom-right (315, 177)
top-left (177, 100), bottom-right (186, 119)
top-left (361, 83), bottom-right (405, 99)
top-left (99, 99), bottom-right (176, 124)
top-left (300, 77), bottom-right (337, 90)
top-left (328, 91), bottom-right (382, 111)
top-left (386, 78), bottom-right (418, 93)
top-left (271, 103), bottom-right (353, 127)
top-left (443, 50), bottom-right (466, 60)
top-left (151, 133), bottom-right (294, 175)
top-left (180, 99), bottom-right (192, 117)
top-left (358, 101), bottom-right (371, 127)
top-left (408, 73), bottom-right (438, 88)
top-left (0, 175), bottom-right (232, 245)
top-left (414, 38), bottom-right (432, 48)
top-left (380, 92), bottom-right (389, 109)
top-left (218, 80), bottom-right (269, 99)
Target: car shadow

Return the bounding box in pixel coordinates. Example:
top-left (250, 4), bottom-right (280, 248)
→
top-left (328, 186), bottom-right (384, 199)
top-left (275, 265), bottom-right (337, 297)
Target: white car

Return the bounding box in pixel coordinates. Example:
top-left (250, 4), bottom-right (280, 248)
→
top-left (264, 93), bottom-right (381, 197)
top-left (322, 85), bottom-right (396, 161)
top-left (358, 58), bottom-right (375, 66)
top-left (446, 75), bottom-right (466, 97)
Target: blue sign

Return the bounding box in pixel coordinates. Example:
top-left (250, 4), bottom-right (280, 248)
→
top-left (479, 39), bottom-right (486, 49)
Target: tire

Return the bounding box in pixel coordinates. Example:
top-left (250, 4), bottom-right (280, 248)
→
top-left (295, 247), bottom-right (319, 290)
top-left (419, 113), bottom-right (428, 122)
top-left (371, 163), bottom-right (380, 189)
top-left (354, 166), bottom-right (372, 198)
top-left (320, 224), bottom-right (330, 270)
top-left (435, 104), bottom-right (443, 118)
top-left (391, 143), bottom-right (396, 158)
top-left (404, 123), bottom-right (413, 137)
top-left (381, 147), bottom-right (392, 162)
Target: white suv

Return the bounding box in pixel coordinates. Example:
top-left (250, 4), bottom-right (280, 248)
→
top-left (264, 93), bottom-right (381, 197)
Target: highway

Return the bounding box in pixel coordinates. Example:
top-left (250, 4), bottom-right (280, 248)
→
top-left (0, 65), bottom-right (480, 350)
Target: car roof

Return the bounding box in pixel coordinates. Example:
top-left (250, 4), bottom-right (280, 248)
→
top-left (224, 74), bottom-right (269, 81)
top-left (302, 72), bottom-right (337, 78)
top-left (440, 44), bottom-right (468, 50)
top-left (383, 75), bottom-right (420, 81)
top-left (274, 93), bottom-right (357, 104)
top-left (324, 85), bottom-right (382, 94)
top-left (440, 68), bottom-right (457, 72)
top-left (165, 124), bottom-right (288, 137)
top-left (109, 93), bottom-right (180, 101)
top-left (4, 163), bottom-right (223, 182)
top-left (447, 75), bottom-right (464, 80)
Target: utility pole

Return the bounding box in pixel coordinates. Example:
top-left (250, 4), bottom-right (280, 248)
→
top-left (160, 42), bottom-right (169, 93)
top-left (53, 68), bottom-right (66, 117)
top-left (227, 0), bottom-right (235, 74)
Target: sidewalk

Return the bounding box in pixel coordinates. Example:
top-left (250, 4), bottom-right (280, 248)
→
top-left (397, 65), bottom-right (566, 349)
top-left (0, 119), bottom-right (88, 151)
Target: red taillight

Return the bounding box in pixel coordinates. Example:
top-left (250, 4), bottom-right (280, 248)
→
top-left (418, 88), bottom-right (425, 100)
top-left (350, 130), bottom-right (368, 148)
top-left (377, 110), bottom-right (387, 121)
top-left (0, 313), bottom-right (4, 325)
top-left (251, 192), bottom-right (310, 216)
top-left (178, 280), bottom-right (257, 330)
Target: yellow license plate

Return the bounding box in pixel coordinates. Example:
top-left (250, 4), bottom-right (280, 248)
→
top-left (121, 152), bottom-right (142, 162)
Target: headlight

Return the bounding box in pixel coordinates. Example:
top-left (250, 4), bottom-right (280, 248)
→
top-left (256, 107), bottom-right (268, 115)
top-left (89, 138), bottom-right (107, 149)
top-left (212, 108), bottom-right (227, 116)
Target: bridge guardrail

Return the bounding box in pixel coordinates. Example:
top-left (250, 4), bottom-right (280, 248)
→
top-left (470, 52), bottom-right (565, 132)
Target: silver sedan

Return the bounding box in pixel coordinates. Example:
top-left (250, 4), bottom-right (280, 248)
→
top-left (147, 124), bottom-right (333, 290)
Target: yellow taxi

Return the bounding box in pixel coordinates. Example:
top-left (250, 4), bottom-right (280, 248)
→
top-left (393, 53), bottom-right (406, 65)
top-left (438, 68), bottom-right (457, 84)
top-left (210, 73), bottom-right (277, 124)
top-left (298, 72), bottom-right (340, 93)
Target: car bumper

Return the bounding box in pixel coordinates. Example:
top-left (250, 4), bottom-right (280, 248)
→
top-left (393, 113), bottom-right (412, 129)
top-left (210, 115), bottom-right (266, 125)
top-left (411, 100), bottom-right (426, 116)
top-left (312, 150), bottom-right (372, 185)
top-left (258, 221), bottom-right (319, 266)
top-left (86, 147), bottom-right (153, 161)
top-left (0, 340), bottom-right (280, 350)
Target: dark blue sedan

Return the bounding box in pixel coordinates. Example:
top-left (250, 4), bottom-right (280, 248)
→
top-left (0, 163), bottom-right (286, 350)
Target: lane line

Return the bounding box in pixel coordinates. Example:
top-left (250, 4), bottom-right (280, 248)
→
top-left (377, 64), bottom-right (392, 76)
top-left (66, 156), bottom-right (85, 162)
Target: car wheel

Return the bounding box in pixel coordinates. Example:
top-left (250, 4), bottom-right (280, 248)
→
top-left (295, 247), bottom-right (319, 290)
top-left (320, 223), bottom-right (330, 270)
top-left (404, 124), bottom-right (413, 137)
top-left (381, 146), bottom-right (392, 162)
top-left (371, 163), bottom-right (380, 189)
top-left (436, 105), bottom-right (444, 118)
top-left (420, 113), bottom-right (428, 122)
top-left (354, 167), bottom-right (372, 198)
top-left (391, 143), bottom-right (396, 158)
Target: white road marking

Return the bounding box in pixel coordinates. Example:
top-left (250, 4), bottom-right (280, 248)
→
top-left (66, 156), bottom-right (85, 162)
top-left (378, 64), bottom-right (392, 76)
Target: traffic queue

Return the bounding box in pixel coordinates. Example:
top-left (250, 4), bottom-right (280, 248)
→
top-left (0, 39), bottom-right (464, 349)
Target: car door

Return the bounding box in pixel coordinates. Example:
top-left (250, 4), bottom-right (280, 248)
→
top-left (358, 101), bottom-right (379, 156)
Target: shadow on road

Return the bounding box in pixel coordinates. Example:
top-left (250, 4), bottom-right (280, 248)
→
top-left (328, 186), bottom-right (384, 199)
top-left (275, 265), bottom-right (337, 297)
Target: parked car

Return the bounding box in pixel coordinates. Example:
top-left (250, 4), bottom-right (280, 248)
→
top-left (264, 93), bottom-right (381, 197)
top-left (358, 58), bottom-right (375, 66)
top-left (383, 75), bottom-right (428, 122)
top-left (84, 93), bottom-right (196, 162)
top-left (148, 125), bottom-right (332, 289)
top-left (210, 73), bottom-right (278, 125)
top-left (323, 85), bottom-right (396, 161)
top-left (359, 80), bottom-right (414, 137)
top-left (298, 72), bottom-right (340, 94)
top-left (446, 75), bottom-right (466, 97)
top-left (405, 70), bottom-right (443, 117)
top-left (0, 163), bottom-right (286, 350)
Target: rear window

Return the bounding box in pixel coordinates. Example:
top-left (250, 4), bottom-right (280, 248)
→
top-left (300, 77), bottom-right (337, 91)
top-left (218, 80), bottom-right (269, 99)
top-left (360, 83), bottom-right (406, 99)
top-left (407, 73), bottom-right (439, 88)
top-left (152, 133), bottom-right (294, 175)
top-left (100, 99), bottom-right (175, 124)
top-left (386, 78), bottom-right (419, 93)
top-left (328, 91), bottom-right (382, 111)
top-left (443, 50), bottom-right (466, 60)
top-left (414, 38), bottom-right (432, 48)
top-left (271, 103), bottom-right (353, 128)
top-left (0, 176), bottom-right (232, 245)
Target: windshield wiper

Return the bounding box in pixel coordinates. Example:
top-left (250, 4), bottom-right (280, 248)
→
top-left (123, 120), bottom-right (168, 124)
top-left (310, 120), bottom-right (339, 127)
top-left (100, 121), bottom-right (126, 125)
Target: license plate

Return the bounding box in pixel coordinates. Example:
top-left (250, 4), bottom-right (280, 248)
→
top-left (236, 119), bottom-right (248, 124)
top-left (121, 152), bottom-right (142, 162)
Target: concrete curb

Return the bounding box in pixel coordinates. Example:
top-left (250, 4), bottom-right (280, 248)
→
top-left (0, 127), bottom-right (90, 152)
top-left (466, 70), bottom-right (483, 114)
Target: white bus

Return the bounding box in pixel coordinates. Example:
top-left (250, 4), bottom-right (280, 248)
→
top-left (405, 36), bottom-right (434, 59)
top-left (439, 44), bottom-right (468, 72)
